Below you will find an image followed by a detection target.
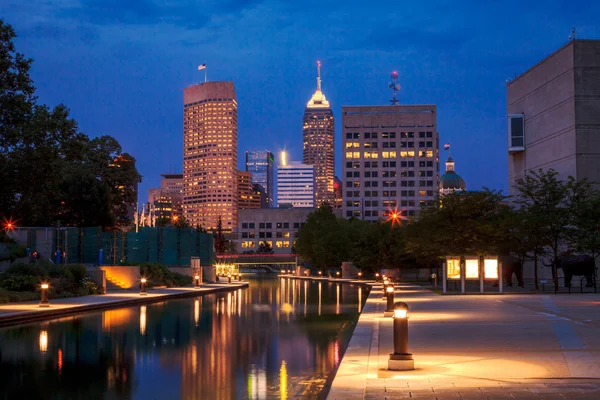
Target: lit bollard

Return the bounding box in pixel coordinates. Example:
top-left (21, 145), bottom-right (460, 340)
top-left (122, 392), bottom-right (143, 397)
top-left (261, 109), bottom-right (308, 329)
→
top-left (228, 274), bottom-right (232, 284)
top-left (382, 279), bottom-right (390, 299)
top-left (318, 271), bottom-right (322, 277)
top-left (388, 302), bottom-right (414, 370)
top-left (238, 273), bottom-right (242, 281)
top-left (358, 271), bottom-right (362, 280)
top-left (194, 274), bottom-right (200, 289)
top-left (140, 278), bottom-right (147, 295)
top-left (336, 271), bottom-right (340, 279)
top-left (375, 272), bottom-right (380, 282)
top-left (384, 285), bottom-right (395, 317)
top-left (304, 270), bottom-right (309, 277)
top-left (39, 283), bottom-right (50, 307)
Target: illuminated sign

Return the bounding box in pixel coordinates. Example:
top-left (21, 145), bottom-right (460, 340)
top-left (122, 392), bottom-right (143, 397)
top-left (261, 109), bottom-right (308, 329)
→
top-left (446, 257), bottom-right (461, 279)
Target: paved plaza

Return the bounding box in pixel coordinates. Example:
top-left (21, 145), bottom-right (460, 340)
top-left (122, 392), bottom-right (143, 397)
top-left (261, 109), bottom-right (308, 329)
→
top-left (329, 284), bottom-right (600, 399)
top-left (0, 282), bottom-right (248, 327)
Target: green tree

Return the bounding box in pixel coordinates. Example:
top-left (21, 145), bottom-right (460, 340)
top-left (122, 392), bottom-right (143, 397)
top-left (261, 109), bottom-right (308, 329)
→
top-left (257, 241), bottom-right (274, 254)
top-left (513, 169), bottom-right (593, 290)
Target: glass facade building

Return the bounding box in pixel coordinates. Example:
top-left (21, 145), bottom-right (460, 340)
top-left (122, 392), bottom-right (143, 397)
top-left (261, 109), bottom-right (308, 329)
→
top-left (245, 150), bottom-right (274, 207)
top-left (277, 161), bottom-right (316, 208)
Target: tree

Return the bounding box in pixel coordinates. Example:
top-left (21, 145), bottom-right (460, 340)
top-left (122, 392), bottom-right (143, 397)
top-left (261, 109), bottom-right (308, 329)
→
top-left (214, 216), bottom-right (226, 254)
top-left (257, 241), bottom-right (274, 254)
top-left (172, 216), bottom-right (190, 228)
top-left (513, 169), bottom-right (594, 290)
top-left (58, 168), bottom-right (114, 227)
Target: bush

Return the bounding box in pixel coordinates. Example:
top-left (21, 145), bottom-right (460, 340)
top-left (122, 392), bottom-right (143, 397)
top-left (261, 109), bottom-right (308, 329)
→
top-left (66, 264), bottom-right (87, 283)
top-left (139, 263), bottom-right (193, 287)
top-left (0, 273), bottom-right (39, 292)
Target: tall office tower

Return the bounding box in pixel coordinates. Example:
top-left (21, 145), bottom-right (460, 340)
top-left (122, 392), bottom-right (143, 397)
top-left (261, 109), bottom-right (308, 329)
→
top-left (183, 82), bottom-right (238, 232)
top-left (277, 152), bottom-right (316, 208)
top-left (341, 105), bottom-right (439, 222)
top-left (237, 171), bottom-right (261, 210)
top-left (507, 39), bottom-right (600, 194)
top-left (245, 150), bottom-right (275, 207)
top-left (160, 173), bottom-right (184, 194)
top-left (303, 61), bottom-right (335, 206)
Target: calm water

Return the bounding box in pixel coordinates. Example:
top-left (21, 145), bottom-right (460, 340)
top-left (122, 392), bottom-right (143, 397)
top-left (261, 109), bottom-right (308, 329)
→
top-left (0, 277), bottom-right (368, 400)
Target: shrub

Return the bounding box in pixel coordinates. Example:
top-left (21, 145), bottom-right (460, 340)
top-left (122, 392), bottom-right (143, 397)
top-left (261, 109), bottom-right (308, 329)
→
top-left (66, 264), bottom-right (87, 283)
top-left (0, 273), bottom-right (39, 292)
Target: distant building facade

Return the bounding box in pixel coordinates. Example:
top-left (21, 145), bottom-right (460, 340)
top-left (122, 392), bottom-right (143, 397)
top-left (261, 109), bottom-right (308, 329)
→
top-left (507, 40), bottom-right (600, 194)
top-left (341, 105), bottom-right (439, 221)
top-left (237, 171), bottom-right (262, 210)
top-left (303, 62), bottom-right (335, 206)
top-left (147, 173), bottom-right (184, 220)
top-left (333, 176), bottom-right (343, 209)
top-left (245, 150), bottom-right (275, 207)
top-left (183, 82), bottom-right (238, 231)
top-left (277, 157), bottom-right (316, 208)
top-left (235, 208), bottom-right (314, 254)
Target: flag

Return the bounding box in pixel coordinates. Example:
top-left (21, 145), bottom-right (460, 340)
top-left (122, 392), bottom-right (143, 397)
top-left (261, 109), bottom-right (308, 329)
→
top-left (444, 143), bottom-right (450, 150)
top-left (198, 64), bottom-right (206, 70)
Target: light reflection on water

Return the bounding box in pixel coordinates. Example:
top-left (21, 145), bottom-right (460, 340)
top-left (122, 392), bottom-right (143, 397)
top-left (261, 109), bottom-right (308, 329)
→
top-left (0, 277), bottom-right (367, 400)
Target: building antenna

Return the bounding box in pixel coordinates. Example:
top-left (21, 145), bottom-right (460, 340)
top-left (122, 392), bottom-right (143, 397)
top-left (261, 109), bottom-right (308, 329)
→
top-left (389, 71), bottom-right (401, 105)
top-left (569, 27), bottom-right (576, 41)
top-left (316, 60), bottom-right (322, 91)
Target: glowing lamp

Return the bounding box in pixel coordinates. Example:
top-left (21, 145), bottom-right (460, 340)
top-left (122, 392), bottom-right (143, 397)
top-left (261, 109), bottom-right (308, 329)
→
top-left (41, 283), bottom-right (49, 290)
top-left (393, 303), bottom-right (408, 319)
top-left (141, 278), bottom-right (147, 284)
top-left (386, 286), bottom-right (395, 293)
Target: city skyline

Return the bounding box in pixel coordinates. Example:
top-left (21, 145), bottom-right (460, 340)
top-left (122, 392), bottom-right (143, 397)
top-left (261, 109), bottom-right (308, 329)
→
top-left (6, 1), bottom-right (600, 201)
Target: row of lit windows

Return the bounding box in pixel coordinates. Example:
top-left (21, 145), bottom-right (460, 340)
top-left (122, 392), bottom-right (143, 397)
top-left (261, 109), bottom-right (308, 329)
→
top-left (241, 231), bottom-right (294, 239)
top-left (346, 180), bottom-right (435, 188)
top-left (345, 190), bottom-right (435, 197)
top-left (346, 141), bottom-right (434, 149)
top-left (345, 132), bottom-right (434, 139)
top-left (345, 160), bottom-right (436, 169)
top-left (345, 151), bottom-right (434, 159)
top-left (241, 241), bottom-right (291, 248)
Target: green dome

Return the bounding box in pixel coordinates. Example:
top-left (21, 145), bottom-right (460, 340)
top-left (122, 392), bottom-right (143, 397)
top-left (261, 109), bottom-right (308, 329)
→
top-left (439, 171), bottom-right (466, 190)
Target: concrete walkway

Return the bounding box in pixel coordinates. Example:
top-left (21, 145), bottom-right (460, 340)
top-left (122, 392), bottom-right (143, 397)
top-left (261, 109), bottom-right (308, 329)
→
top-left (0, 282), bottom-right (248, 327)
top-left (329, 283), bottom-right (600, 399)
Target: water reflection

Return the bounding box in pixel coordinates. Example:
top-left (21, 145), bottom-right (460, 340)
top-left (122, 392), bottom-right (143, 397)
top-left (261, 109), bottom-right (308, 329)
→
top-left (0, 278), bottom-right (368, 400)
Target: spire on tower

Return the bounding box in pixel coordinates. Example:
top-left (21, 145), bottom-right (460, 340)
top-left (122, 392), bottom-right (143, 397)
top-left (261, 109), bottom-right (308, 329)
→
top-left (317, 60), bottom-right (322, 92)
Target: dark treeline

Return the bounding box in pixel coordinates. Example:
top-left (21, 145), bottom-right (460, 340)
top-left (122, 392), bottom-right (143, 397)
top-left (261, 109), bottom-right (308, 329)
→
top-left (296, 169), bottom-right (600, 290)
top-left (0, 20), bottom-right (141, 229)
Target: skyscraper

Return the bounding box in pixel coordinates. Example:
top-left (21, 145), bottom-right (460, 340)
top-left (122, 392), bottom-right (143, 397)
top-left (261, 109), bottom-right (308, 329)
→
top-left (303, 61), bottom-right (335, 206)
top-left (277, 152), bottom-right (316, 208)
top-left (245, 150), bottom-right (275, 207)
top-left (183, 82), bottom-right (238, 231)
top-left (341, 105), bottom-right (439, 222)
top-left (237, 171), bottom-right (262, 210)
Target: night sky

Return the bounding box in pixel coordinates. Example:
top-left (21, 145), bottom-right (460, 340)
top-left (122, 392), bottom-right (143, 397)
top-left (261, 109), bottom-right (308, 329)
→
top-left (4, 1), bottom-right (600, 201)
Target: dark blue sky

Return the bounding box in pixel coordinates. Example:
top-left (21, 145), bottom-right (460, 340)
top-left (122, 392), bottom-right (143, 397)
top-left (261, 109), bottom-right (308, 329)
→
top-left (4, 0), bottom-right (600, 200)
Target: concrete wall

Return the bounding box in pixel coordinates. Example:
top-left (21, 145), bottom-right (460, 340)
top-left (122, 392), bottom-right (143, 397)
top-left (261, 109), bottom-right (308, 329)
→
top-left (86, 269), bottom-right (107, 294)
top-left (508, 40), bottom-right (600, 194)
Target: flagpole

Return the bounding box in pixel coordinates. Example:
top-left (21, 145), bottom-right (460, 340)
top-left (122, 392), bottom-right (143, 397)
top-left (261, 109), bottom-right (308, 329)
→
top-left (205, 67), bottom-right (207, 83)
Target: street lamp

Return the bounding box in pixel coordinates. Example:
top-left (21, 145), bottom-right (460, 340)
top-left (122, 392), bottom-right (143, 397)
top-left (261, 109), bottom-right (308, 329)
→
top-left (194, 274), bottom-right (200, 289)
top-left (39, 283), bottom-right (50, 307)
top-left (388, 302), bottom-right (414, 370)
top-left (140, 278), bottom-right (147, 295)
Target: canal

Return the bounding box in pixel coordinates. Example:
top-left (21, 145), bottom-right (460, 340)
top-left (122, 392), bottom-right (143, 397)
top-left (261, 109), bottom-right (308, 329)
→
top-left (0, 278), bottom-right (368, 399)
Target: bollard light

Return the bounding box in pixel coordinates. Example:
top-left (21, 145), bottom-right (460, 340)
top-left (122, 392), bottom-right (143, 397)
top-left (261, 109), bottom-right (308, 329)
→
top-left (386, 286), bottom-right (395, 313)
top-left (140, 278), bottom-right (147, 295)
top-left (238, 273), bottom-right (242, 281)
top-left (318, 271), bottom-right (322, 276)
top-left (336, 271), bottom-right (340, 278)
top-left (39, 283), bottom-right (50, 307)
top-left (358, 271), bottom-right (362, 280)
top-left (304, 270), bottom-right (308, 276)
top-left (375, 272), bottom-right (380, 282)
top-left (388, 302), bottom-right (414, 370)
top-left (194, 274), bottom-right (200, 289)
top-left (228, 273), bottom-right (232, 284)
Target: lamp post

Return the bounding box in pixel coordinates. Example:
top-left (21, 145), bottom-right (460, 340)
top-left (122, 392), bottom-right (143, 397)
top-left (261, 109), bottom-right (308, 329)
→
top-left (39, 283), bottom-right (50, 307)
top-left (140, 278), bottom-right (147, 296)
top-left (388, 302), bottom-right (414, 370)
top-left (194, 274), bottom-right (200, 289)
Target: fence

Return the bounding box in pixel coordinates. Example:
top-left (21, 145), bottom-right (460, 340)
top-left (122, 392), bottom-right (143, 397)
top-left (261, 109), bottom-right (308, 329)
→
top-left (11, 227), bottom-right (214, 266)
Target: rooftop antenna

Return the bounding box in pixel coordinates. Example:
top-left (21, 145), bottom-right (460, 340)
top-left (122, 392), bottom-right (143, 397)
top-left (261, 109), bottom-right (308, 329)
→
top-left (569, 27), bottom-right (576, 41)
top-left (316, 60), bottom-right (322, 91)
top-left (389, 71), bottom-right (400, 105)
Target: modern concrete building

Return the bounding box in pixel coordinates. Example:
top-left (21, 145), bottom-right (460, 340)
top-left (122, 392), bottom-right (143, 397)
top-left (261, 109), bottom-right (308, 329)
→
top-left (341, 105), bottom-right (439, 221)
top-left (183, 82), bottom-right (238, 232)
top-left (303, 61), bottom-right (335, 206)
top-left (237, 171), bottom-right (262, 210)
top-left (147, 173), bottom-right (184, 221)
top-left (245, 150), bottom-right (275, 207)
top-left (507, 39), bottom-right (600, 194)
top-left (277, 153), bottom-right (316, 208)
top-left (161, 173), bottom-right (184, 195)
top-left (235, 207), bottom-right (314, 253)
top-left (439, 155), bottom-right (466, 195)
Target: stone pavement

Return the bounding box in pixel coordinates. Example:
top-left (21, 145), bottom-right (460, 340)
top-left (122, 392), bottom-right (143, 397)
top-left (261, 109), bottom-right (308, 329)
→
top-left (328, 283), bottom-right (600, 399)
top-left (0, 282), bottom-right (248, 327)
